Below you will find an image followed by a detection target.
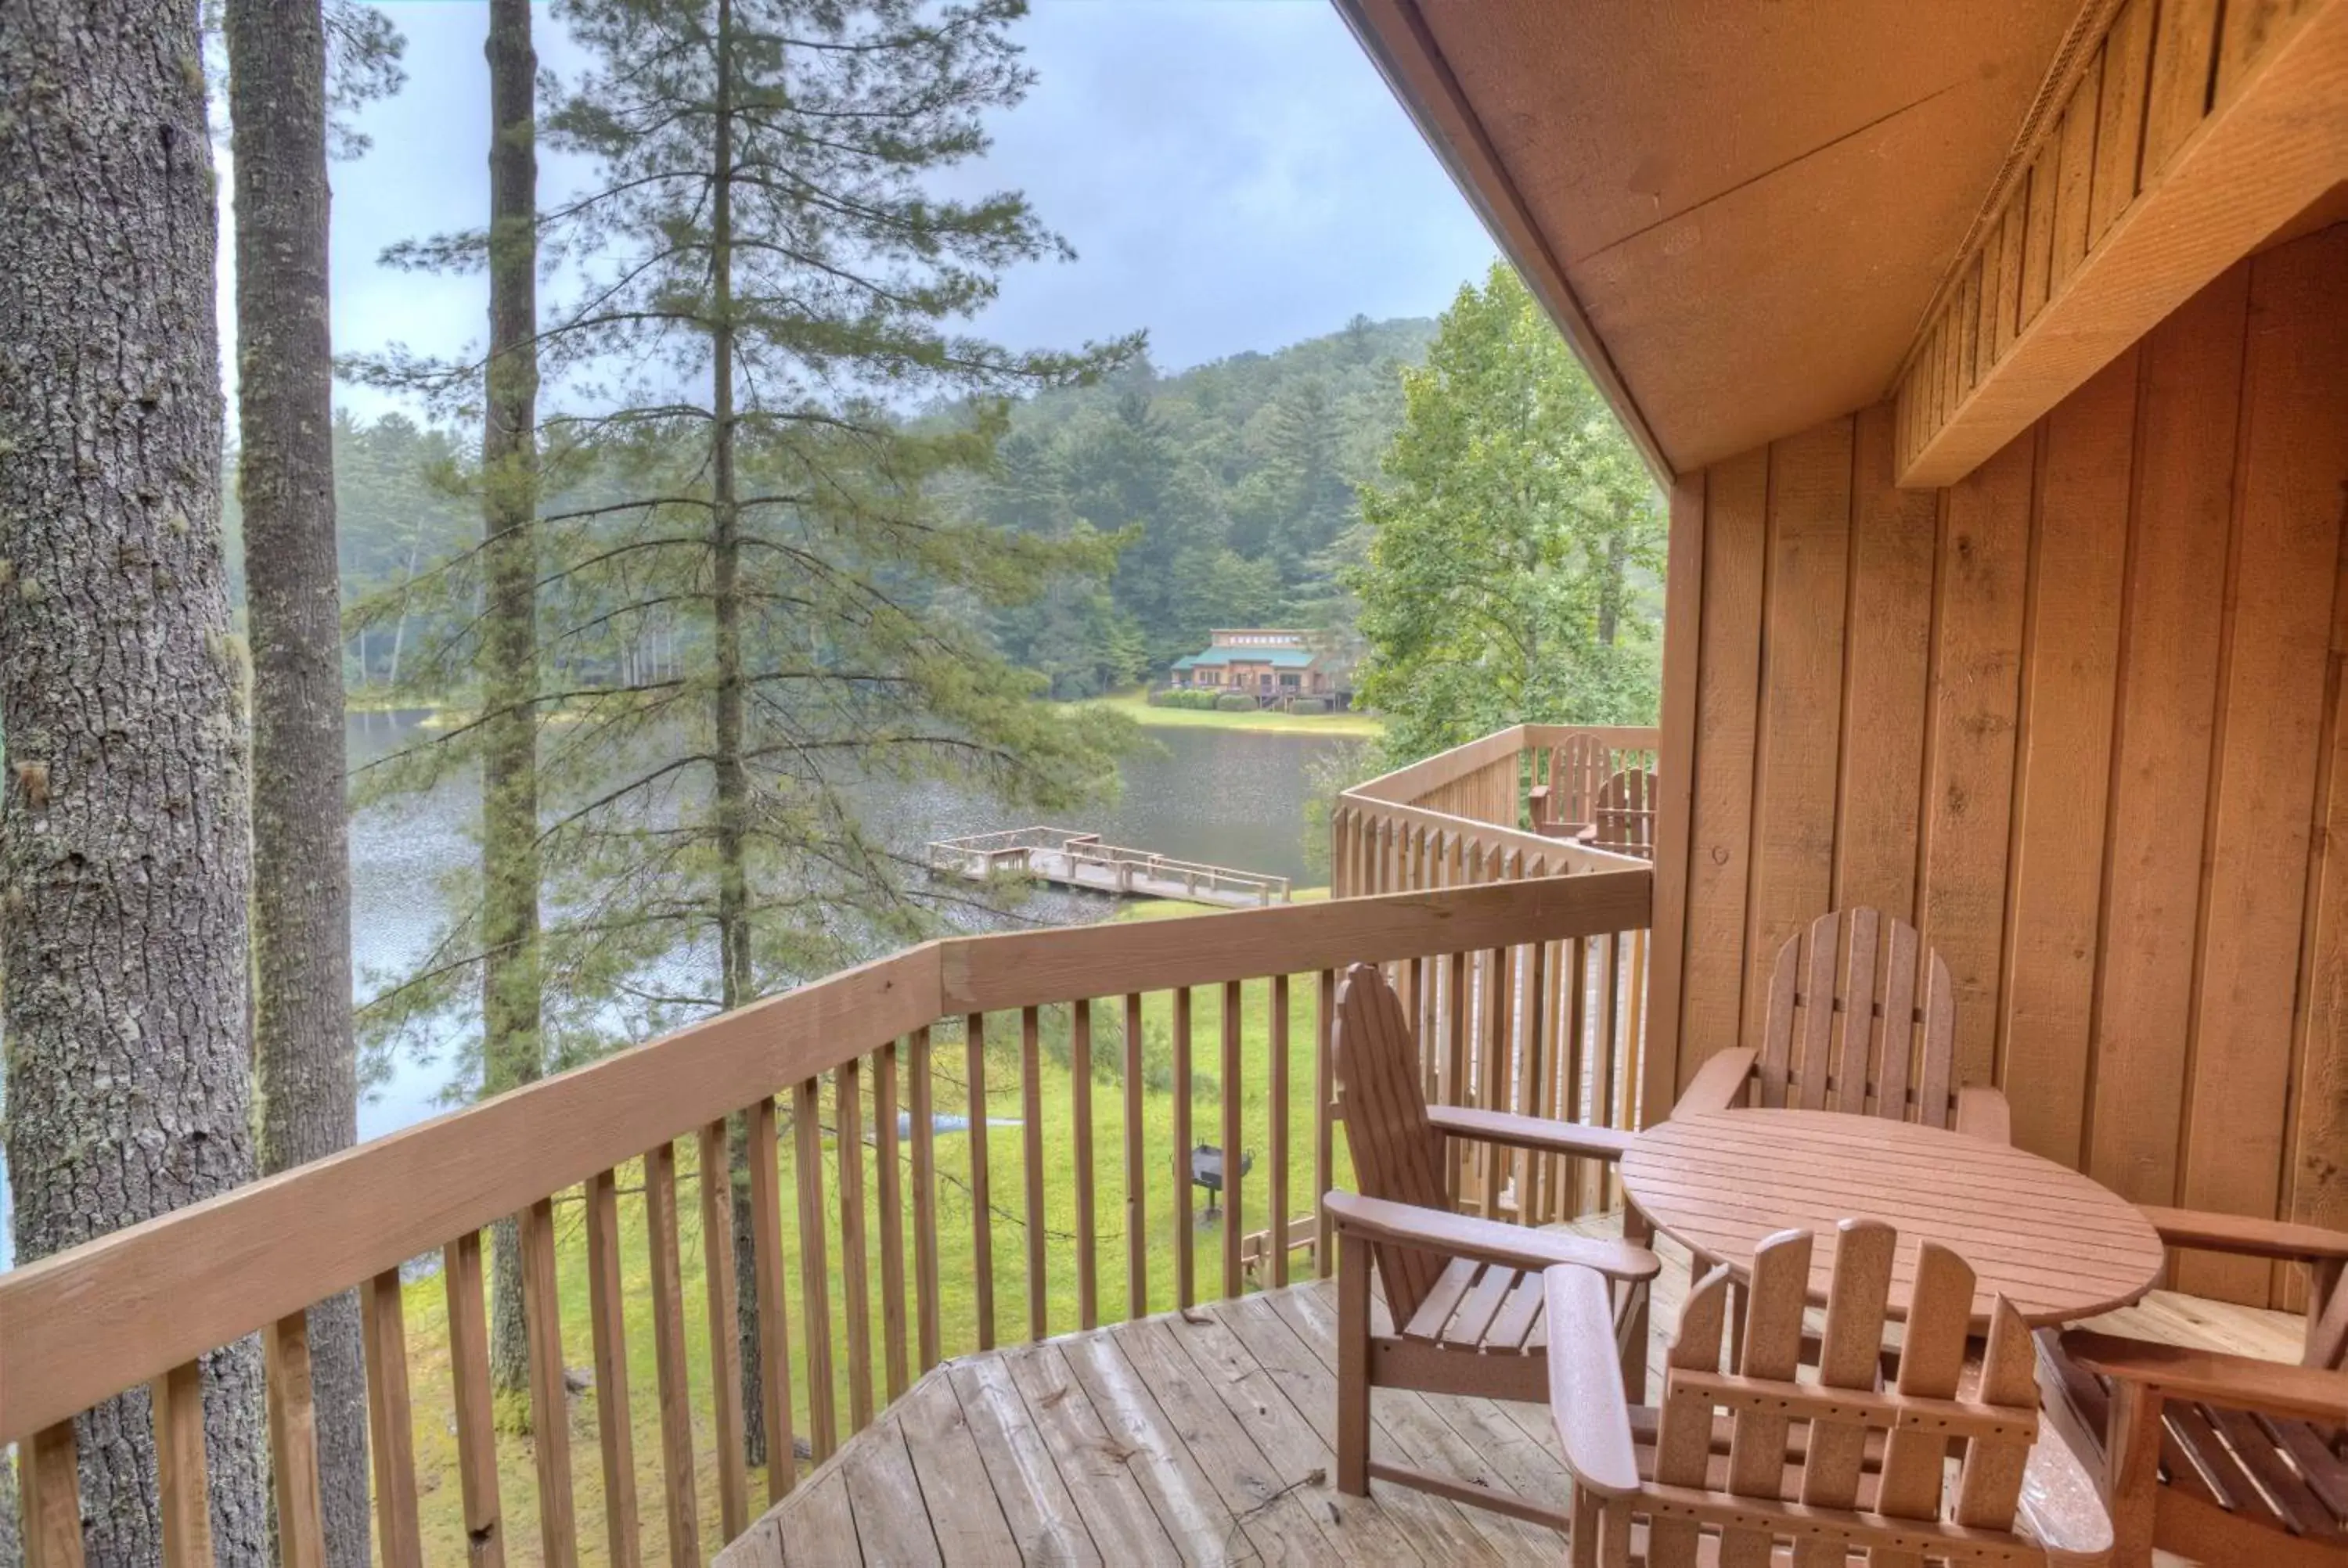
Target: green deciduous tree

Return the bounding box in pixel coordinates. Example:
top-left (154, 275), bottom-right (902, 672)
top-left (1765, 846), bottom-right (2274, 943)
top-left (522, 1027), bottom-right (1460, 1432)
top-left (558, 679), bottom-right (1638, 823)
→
top-left (1350, 262), bottom-right (1664, 764)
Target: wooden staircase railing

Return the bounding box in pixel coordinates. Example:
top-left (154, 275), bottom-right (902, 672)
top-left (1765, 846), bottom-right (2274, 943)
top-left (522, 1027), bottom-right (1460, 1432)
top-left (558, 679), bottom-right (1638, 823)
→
top-left (0, 865), bottom-right (1652, 1566)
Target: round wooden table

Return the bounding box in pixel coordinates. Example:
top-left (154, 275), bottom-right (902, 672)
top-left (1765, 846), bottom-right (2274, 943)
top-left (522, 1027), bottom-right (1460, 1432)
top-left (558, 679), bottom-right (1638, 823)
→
top-left (1619, 1108), bottom-right (2165, 1327)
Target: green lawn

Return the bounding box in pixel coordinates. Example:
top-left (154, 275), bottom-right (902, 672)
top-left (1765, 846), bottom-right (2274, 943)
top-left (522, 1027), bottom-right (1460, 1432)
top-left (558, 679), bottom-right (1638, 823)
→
top-left (1079, 691), bottom-right (1385, 739)
top-left (392, 920), bottom-right (1352, 1563)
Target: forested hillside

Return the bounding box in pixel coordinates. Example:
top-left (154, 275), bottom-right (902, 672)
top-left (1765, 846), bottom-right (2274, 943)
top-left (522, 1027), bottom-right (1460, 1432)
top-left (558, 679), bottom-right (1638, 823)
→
top-left (261, 315), bottom-right (1438, 701)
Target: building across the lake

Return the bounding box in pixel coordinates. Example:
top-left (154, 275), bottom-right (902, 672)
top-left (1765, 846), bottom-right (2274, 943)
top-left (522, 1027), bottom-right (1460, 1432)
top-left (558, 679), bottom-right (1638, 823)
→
top-left (1167, 628), bottom-right (1351, 710)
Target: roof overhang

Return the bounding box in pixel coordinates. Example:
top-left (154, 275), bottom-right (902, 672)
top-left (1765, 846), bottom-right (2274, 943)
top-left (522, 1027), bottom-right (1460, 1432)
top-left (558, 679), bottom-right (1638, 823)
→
top-left (1334, 0), bottom-right (2091, 482)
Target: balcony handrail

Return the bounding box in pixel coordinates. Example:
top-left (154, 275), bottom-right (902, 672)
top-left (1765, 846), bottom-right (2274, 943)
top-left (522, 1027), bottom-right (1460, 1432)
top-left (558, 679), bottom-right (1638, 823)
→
top-left (0, 867), bottom-right (1649, 1448)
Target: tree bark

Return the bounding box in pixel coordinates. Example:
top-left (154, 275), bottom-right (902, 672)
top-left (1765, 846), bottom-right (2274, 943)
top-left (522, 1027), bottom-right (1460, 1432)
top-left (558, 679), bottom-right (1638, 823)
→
top-left (0, 0), bottom-right (270, 1559)
top-left (705, 0), bottom-right (772, 1468)
top-left (225, 0), bottom-right (370, 1559)
top-left (1597, 512), bottom-right (1629, 648)
top-left (481, 0), bottom-right (546, 1403)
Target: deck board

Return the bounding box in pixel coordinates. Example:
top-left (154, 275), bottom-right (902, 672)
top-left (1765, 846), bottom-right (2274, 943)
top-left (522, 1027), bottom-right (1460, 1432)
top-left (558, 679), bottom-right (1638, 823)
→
top-left (717, 1216), bottom-right (2304, 1568)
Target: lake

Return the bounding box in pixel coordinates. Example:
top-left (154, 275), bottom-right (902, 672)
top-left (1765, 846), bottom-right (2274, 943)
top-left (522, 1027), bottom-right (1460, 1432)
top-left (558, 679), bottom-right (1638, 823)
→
top-left (0, 710), bottom-right (1353, 1265)
top-left (345, 709), bottom-right (1354, 1138)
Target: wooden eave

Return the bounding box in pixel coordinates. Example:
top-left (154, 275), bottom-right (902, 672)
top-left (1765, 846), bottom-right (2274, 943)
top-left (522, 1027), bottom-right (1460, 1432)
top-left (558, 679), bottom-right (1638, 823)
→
top-left (1332, 0), bottom-right (2084, 481)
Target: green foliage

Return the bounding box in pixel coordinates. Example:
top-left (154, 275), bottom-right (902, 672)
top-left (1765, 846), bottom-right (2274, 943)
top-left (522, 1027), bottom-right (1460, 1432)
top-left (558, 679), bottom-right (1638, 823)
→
top-left (954, 315), bottom-right (1435, 678)
top-left (1145, 689), bottom-right (1221, 711)
top-left (1350, 264), bottom-right (1665, 765)
top-left (350, 0), bottom-right (1147, 1081)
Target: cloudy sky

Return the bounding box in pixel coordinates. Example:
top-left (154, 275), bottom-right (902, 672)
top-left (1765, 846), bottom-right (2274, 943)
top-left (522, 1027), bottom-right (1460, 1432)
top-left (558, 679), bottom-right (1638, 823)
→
top-left (248, 0), bottom-right (1504, 422)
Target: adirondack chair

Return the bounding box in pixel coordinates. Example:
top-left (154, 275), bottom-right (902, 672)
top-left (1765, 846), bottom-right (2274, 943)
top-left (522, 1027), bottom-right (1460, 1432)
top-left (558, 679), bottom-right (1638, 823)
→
top-left (1579, 768), bottom-right (1656, 860)
top-left (1325, 962), bottom-right (1665, 1526)
top-left (1534, 732), bottom-right (1608, 837)
top-left (1545, 1221), bottom-right (2114, 1567)
top-left (2040, 1207), bottom-right (2348, 1566)
top-left (1687, 907), bottom-right (2015, 1366)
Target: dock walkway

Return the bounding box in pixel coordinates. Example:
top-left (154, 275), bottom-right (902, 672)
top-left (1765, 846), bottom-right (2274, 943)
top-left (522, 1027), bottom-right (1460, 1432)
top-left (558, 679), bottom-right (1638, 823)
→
top-left (925, 827), bottom-right (1291, 908)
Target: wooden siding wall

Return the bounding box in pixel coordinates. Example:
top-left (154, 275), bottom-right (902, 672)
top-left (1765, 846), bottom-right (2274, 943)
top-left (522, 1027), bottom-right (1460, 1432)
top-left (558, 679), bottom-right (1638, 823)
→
top-left (1648, 223), bottom-right (2348, 1307)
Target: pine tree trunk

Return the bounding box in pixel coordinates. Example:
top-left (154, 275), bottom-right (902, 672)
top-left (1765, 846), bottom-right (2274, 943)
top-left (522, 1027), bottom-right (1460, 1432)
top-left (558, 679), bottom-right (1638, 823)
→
top-left (1597, 514), bottom-right (1628, 647)
top-left (226, 0), bottom-right (370, 1558)
top-left (0, 0), bottom-right (271, 1559)
top-left (706, 0), bottom-right (769, 1466)
top-left (481, 0), bottom-right (545, 1402)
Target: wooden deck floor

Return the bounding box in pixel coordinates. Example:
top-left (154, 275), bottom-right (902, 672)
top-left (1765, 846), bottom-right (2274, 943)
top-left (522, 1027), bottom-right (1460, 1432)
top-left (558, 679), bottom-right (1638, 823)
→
top-left (717, 1221), bottom-right (2304, 1568)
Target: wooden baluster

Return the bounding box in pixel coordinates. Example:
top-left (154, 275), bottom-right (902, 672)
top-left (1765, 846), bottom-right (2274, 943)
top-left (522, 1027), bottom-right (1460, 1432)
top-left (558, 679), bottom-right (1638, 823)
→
top-left (1446, 944), bottom-right (1470, 1205)
top-left (1481, 922), bottom-right (1511, 1221)
top-left (358, 1268), bottom-right (426, 1568)
top-left (695, 1120), bottom-right (749, 1538)
top-left (1221, 978), bottom-right (1244, 1298)
top-left (875, 1041), bottom-right (911, 1401)
top-left (1124, 991), bottom-right (1148, 1316)
top-left (742, 1100), bottom-right (795, 1507)
top-left (1622, 929), bottom-right (1648, 1131)
top-left (1269, 972), bottom-right (1291, 1289)
top-left (1071, 999), bottom-right (1099, 1329)
top-left (1021, 1005), bottom-right (1046, 1342)
top-left (1519, 934), bottom-right (1547, 1227)
top-left (792, 1077), bottom-right (837, 1459)
top-left (644, 1142), bottom-right (701, 1566)
top-left (152, 1359), bottom-right (213, 1568)
top-left (965, 1012), bottom-right (996, 1351)
top-left (1568, 936), bottom-right (1593, 1216)
top-left (835, 1060), bottom-right (875, 1431)
top-left (519, 1197), bottom-right (581, 1566)
top-left (1173, 986), bottom-right (1196, 1307)
top-left (909, 1027), bottom-right (942, 1372)
top-left (445, 1229), bottom-right (509, 1568)
top-left (585, 1169), bottom-right (646, 1561)
top-left (1597, 930), bottom-right (1624, 1207)
top-left (20, 1422), bottom-right (83, 1568)
top-left (1315, 968), bottom-right (1336, 1278)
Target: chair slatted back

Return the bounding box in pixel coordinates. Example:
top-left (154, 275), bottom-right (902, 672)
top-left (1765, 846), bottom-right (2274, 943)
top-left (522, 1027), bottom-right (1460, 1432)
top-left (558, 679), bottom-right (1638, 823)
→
top-left (1332, 963), bottom-right (1451, 1327)
top-left (1759, 907), bottom-right (1959, 1129)
top-left (1549, 733), bottom-right (1606, 829)
top-left (1589, 768), bottom-right (1656, 859)
top-left (1624, 1224), bottom-right (2039, 1567)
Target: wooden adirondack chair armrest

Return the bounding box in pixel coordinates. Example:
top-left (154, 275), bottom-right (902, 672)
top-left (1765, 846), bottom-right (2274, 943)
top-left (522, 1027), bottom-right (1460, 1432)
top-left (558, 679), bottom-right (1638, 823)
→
top-left (1426, 1104), bottom-right (1637, 1162)
top-left (1323, 1191), bottom-right (1661, 1283)
top-left (1669, 1047), bottom-right (1757, 1117)
top-left (1954, 1085), bottom-right (2013, 1144)
top-left (1543, 1264), bottom-right (1640, 1495)
top-left (2134, 1205), bottom-right (2348, 1264)
top-left (2059, 1329), bottom-right (2348, 1423)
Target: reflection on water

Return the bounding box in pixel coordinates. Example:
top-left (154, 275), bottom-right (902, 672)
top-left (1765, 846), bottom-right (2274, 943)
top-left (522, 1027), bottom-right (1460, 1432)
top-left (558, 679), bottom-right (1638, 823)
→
top-left (1, 710), bottom-right (1351, 1266)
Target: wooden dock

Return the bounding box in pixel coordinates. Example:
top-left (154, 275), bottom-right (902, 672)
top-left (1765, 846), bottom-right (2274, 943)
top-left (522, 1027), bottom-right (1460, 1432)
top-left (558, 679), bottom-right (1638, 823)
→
top-left (925, 827), bottom-right (1291, 908)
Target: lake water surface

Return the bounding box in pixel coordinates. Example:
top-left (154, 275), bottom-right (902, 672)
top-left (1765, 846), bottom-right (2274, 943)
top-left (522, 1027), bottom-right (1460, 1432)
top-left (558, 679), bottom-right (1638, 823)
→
top-left (0, 713), bottom-right (1353, 1266)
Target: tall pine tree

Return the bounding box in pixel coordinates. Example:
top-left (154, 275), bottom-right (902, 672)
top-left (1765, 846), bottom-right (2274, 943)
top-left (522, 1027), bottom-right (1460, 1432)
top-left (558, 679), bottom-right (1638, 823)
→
top-left (358, 0), bottom-right (1138, 1468)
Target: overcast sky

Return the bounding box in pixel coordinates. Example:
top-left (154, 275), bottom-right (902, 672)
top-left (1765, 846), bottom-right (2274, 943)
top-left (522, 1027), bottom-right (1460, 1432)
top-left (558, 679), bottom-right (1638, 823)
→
top-left (234, 0), bottom-right (1503, 423)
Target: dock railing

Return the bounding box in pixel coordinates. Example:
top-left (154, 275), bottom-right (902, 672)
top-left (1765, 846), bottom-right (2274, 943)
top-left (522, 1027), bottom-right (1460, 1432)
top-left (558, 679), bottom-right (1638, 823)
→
top-left (0, 854), bottom-right (1651, 1565)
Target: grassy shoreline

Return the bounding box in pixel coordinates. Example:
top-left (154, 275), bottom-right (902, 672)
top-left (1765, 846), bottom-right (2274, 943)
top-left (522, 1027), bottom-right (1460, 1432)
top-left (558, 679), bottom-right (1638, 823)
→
top-left (1079, 691), bottom-right (1385, 739)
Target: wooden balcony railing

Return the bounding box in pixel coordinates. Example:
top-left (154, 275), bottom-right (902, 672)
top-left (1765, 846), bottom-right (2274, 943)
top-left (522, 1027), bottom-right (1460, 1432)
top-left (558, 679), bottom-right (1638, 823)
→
top-left (1331, 723), bottom-right (1662, 1223)
top-left (0, 861), bottom-right (1651, 1566)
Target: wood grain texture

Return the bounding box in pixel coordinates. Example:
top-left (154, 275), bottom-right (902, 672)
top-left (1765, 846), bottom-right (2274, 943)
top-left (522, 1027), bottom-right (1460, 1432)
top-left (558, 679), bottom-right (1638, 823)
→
top-left (1644, 472), bottom-right (1705, 1119)
top-left (1679, 447), bottom-right (1767, 1084)
top-left (2090, 266), bottom-right (2246, 1206)
top-left (444, 1232), bottom-right (507, 1568)
top-left (1739, 419), bottom-right (1853, 1066)
top-left (262, 1315), bottom-right (327, 1568)
top-left (1918, 432), bottom-right (2033, 1088)
top-left (2179, 228), bottom-right (2348, 1299)
top-left (1834, 404), bottom-right (1937, 922)
top-left (1999, 350), bottom-right (2135, 1166)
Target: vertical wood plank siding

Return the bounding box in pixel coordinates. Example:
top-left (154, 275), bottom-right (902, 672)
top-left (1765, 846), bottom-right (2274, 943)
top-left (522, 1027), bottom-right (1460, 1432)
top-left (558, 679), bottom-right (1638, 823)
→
top-left (1651, 225), bottom-right (2348, 1307)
